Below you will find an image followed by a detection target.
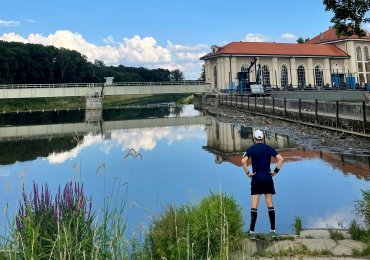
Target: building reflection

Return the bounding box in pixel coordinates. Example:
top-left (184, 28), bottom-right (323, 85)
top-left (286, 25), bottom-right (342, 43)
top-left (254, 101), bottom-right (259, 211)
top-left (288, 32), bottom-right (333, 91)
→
top-left (203, 118), bottom-right (370, 180)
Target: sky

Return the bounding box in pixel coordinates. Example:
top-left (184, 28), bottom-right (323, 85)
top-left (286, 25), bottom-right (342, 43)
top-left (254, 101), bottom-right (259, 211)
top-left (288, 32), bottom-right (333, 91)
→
top-left (0, 0), bottom-right (340, 79)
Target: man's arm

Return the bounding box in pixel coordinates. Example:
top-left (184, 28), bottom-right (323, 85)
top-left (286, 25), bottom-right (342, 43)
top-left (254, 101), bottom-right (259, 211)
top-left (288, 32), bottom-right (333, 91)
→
top-left (241, 155), bottom-right (249, 173)
top-left (271, 154), bottom-right (284, 176)
top-left (241, 154), bottom-right (255, 177)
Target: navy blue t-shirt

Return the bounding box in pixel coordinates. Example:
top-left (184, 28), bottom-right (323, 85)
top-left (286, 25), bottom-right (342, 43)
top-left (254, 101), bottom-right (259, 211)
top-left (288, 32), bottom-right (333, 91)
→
top-left (244, 143), bottom-right (278, 175)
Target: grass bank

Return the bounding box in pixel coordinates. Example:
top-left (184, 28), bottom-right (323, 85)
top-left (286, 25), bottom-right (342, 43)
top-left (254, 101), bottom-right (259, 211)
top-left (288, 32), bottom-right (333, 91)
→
top-left (0, 94), bottom-right (193, 112)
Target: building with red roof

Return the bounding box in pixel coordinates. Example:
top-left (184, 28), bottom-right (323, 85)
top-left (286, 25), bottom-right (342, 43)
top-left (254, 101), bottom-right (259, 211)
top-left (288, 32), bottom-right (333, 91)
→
top-left (200, 27), bottom-right (370, 91)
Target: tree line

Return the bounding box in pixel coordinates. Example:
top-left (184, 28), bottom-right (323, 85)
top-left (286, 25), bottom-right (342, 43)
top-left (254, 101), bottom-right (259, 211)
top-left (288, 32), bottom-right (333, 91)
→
top-left (0, 40), bottom-right (185, 84)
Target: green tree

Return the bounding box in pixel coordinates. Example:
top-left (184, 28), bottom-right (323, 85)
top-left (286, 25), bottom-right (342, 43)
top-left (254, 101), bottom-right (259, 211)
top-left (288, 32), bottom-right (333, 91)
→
top-left (296, 37), bottom-right (310, 44)
top-left (170, 69), bottom-right (185, 81)
top-left (198, 64), bottom-right (205, 80)
top-left (323, 0), bottom-right (370, 36)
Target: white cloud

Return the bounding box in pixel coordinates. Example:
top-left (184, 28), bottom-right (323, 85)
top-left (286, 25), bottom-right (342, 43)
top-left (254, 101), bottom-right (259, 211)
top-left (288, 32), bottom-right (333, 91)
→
top-left (280, 33), bottom-right (298, 42)
top-left (0, 20), bottom-right (20, 27)
top-left (46, 125), bottom-right (205, 164)
top-left (0, 30), bottom-right (207, 79)
top-left (244, 33), bottom-right (270, 42)
top-left (26, 19), bottom-right (37, 23)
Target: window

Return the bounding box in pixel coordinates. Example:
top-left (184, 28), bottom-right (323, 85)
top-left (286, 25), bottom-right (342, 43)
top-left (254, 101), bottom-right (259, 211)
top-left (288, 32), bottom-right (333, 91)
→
top-left (241, 64), bottom-right (248, 72)
top-left (356, 46), bottom-right (362, 61)
top-left (364, 46), bottom-right (370, 61)
top-left (280, 65), bottom-right (288, 87)
top-left (314, 65), bottom-right (324, 87)
top-left (297, 65), bottom-right (306, 87)
top-left (261, 65), bottom-right (270, 86)
top-left (213, 66), bottom-right (218, 88)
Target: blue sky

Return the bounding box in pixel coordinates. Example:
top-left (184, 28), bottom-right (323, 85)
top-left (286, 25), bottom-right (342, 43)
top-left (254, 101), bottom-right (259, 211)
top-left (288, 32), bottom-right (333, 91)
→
top-left (0, 0), bottom-right (336, 79)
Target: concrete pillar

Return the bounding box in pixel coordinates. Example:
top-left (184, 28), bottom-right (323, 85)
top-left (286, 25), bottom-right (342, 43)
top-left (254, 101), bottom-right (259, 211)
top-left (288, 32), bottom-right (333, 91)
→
top-left (272, 58), bottom-right (279, 87)
top-left (307, 58), bottom-right (314, 86)
top-left (290, 58), bottom-right (297, 87)
top-left (324, 58), bottom-right (331, 86)
top-left (231, 57), bottom-right (238, 86)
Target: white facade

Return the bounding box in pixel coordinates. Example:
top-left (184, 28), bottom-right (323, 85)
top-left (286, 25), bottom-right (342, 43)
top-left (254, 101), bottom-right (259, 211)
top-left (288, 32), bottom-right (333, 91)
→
top-left (202, 39), bottom-right (370, 91)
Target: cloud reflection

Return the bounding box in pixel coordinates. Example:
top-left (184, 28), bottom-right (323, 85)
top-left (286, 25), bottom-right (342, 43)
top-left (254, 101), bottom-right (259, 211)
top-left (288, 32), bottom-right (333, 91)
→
top-left (47, 126), bottom-right (205, 164)
top-left (307, 207), bottom-right (355, 229)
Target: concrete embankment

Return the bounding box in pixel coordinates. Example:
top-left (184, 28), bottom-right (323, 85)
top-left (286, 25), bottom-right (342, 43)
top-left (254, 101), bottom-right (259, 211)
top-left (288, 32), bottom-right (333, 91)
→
top-left (231, 229), bottom-right (368, 259)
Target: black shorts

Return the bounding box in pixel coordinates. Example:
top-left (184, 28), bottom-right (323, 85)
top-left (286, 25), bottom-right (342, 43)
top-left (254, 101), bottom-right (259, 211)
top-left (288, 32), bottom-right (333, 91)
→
top-left (251, 178), bottom-right (276, 195)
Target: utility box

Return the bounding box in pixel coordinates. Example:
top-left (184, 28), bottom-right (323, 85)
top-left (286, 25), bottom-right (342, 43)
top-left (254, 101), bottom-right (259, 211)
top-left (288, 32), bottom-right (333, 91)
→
top-left (251, 84), bottom-right (264, 95)
top-left (104, 77), bottom-right (114, 86)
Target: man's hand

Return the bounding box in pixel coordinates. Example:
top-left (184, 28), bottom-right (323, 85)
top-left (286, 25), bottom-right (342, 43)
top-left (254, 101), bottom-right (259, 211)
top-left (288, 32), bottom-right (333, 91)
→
top-left (270, 171), bottom-right (277, 177)
top-left (247, 172), bottom-right (256, 178)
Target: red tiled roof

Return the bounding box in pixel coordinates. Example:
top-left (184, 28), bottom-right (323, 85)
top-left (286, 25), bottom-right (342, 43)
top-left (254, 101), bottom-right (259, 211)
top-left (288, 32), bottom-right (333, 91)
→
top-left (307, 27), bottom-right (370, 44)
top-left (200, 41), bottom-right (349, 60)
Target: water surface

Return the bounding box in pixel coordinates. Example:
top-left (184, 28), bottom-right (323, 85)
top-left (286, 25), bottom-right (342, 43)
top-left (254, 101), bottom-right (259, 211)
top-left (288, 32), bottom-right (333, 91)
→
top-left (0, 105), bottom-right (368, 235)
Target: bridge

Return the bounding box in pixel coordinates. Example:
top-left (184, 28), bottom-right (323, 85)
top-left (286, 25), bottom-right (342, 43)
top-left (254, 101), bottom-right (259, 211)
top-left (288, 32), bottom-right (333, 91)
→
top-left (0, 115), bottom-right (209, 141)
top-left (0, 81), bottom-right (211, 99)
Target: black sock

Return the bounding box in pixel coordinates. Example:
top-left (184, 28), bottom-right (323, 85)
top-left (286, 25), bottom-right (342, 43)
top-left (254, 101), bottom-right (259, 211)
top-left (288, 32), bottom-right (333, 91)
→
top-left (268, 207), bottom-right (275, 231)
top-left (250, 208), bottom-right (258, 232)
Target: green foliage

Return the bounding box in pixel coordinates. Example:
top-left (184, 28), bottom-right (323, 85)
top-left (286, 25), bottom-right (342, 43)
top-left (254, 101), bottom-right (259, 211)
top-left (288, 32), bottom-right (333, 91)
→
top-left (293, 216), bottom-right (302, 235)
top-left (348, 220), bottom-right (368, 241)
top-left (355, 189), bottom-right (370, 226)
top-left (323, 0), bottom-right (370, 37)
top-left (14, 182), bottom-right (94, 259)
top-left (296, 37), bottom-right (310, 44)
top-left (328, 229), bottom-right (345, 241)
top-left (0, 41), bottom-right (185, 84)
top-left (145, 192), bottom-right (244, 259)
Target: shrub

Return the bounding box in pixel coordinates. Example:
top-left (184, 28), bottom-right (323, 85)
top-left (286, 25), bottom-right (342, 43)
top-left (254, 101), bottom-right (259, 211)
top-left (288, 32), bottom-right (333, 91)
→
top-left (145, 192), bottom-right (244, 259)
top-left (293, 216), bottom-right (302, 235)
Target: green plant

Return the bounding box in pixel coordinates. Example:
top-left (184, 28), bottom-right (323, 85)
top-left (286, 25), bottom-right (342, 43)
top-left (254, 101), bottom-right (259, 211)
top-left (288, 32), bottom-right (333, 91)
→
top-left (328, 229), bottom-right (345, 241)
top-left (349, 220), bottom-right (368, 241)
top-left (355, 189), bottom-right (370, 226)
top-left (145, 192), bottom-right (245, 259)
top-left (14, 182), bottom-right (94, 259)
top-left (188, 192), bottom-right (244, 259)
top-left (293, 216), bottom-right (302, 235)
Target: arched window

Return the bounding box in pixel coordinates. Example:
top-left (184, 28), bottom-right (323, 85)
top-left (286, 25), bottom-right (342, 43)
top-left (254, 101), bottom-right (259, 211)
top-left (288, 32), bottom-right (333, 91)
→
top-left (297, 65), bottom-right (306, 88)
top-left (241, 64), bottom-right (248, 72)
top-left (261, 65), bottom-right (270, 86)
top-left (213, 66), bottom-right (218, 88)
top-left (280, 65), bottom-right (289, 87)
top-left (356, 46), bottom-right (362, 61)
top-left (314, 65), bottom-right (324, 87)
top-left (364, 46), bottom-right (370, 61)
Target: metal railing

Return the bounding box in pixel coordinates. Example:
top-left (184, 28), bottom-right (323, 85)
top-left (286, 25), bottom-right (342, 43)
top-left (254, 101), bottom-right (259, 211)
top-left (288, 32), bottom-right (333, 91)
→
top-left (0, 81), bottom-right (208, 89)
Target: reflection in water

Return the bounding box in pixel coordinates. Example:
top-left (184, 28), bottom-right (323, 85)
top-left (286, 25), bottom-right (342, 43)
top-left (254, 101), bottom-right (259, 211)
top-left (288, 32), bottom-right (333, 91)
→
top-left (0, 106), bottom-right (189, 165)
top-left (0, 105), bottom-right (368, 235)
top-left (203, 117), bottom-right (370, 179)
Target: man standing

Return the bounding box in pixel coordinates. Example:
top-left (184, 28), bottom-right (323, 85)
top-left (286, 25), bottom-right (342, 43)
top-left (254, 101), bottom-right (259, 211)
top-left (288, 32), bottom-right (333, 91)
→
top-left (241, 129), bottom-right (284, 240)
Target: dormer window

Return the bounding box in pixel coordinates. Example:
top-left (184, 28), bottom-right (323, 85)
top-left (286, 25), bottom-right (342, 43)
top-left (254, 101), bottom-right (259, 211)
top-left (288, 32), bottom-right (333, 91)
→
top-left (211, 45), bottom-right (219, 53)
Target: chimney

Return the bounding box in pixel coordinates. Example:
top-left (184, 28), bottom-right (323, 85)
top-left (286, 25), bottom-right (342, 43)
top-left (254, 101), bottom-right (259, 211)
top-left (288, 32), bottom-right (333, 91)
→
top-left (320, 32), bottom-right (323, 40)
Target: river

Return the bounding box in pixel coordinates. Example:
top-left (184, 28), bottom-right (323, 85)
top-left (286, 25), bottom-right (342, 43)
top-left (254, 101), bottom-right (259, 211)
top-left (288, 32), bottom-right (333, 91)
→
top-left (0, 104), bottom-right (368, 236)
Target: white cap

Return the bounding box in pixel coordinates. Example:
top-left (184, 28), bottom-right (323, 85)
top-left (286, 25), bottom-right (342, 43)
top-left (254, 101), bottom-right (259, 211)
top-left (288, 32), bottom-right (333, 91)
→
top-left (254, 129), bottom-right (264, 140)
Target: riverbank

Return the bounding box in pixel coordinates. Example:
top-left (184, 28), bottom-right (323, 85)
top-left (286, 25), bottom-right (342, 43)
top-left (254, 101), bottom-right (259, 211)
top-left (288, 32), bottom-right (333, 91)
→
top-left (232, 229), bottom-right (368, 259)
top-left (201, 103), bottom-right (370, 155)
top-left (0, 94), bottom-right (193, 112)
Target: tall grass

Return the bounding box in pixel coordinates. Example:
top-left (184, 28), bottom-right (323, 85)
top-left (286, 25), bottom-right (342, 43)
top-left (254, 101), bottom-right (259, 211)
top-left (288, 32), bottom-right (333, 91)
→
top-left (5, 180), bottom-right (128, 259)
top-left (145, 191), bottom-right (245, 259)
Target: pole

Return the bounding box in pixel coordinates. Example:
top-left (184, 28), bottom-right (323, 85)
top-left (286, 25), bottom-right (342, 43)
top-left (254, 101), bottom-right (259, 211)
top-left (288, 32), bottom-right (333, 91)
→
top-left (284, 98), bottom-right (287, 118)
top-left (363, 101), bottom-right (367, 133)
top-left (315, 99), bottom-right (318, 124)
top-left (336, 101), bottom-right (339, 128)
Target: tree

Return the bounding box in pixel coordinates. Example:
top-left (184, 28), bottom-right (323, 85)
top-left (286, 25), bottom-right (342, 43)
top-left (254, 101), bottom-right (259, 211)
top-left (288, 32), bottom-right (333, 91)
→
top-left (170, 69), bottom-right (185, 81)
top-left (296, 37), bottom-right (310, 44)
top-left (323, 0), bottom-right (370, 36)
top-left (198, 64), bottom-right (205, 80)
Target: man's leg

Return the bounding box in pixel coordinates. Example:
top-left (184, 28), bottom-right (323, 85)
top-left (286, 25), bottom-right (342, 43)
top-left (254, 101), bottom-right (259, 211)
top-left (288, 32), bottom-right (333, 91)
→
top-left (265, 194), bottom-right (276, 233)
top-left (250, 194), bottom-right (260, 233)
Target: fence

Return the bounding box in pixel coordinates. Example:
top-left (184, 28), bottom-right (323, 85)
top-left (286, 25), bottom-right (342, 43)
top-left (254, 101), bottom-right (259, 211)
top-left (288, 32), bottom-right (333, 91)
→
top-left (218, 95), bottom-right (370, 136)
